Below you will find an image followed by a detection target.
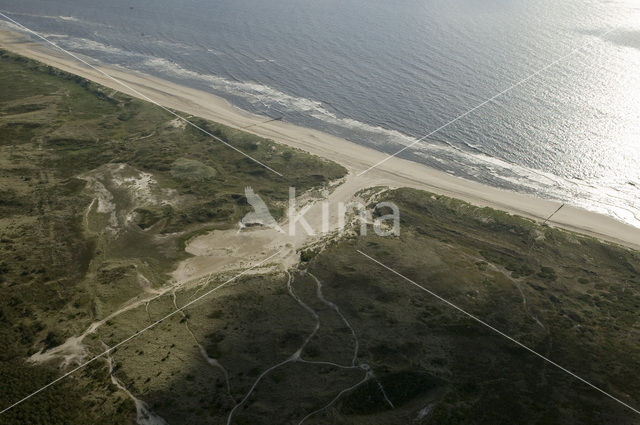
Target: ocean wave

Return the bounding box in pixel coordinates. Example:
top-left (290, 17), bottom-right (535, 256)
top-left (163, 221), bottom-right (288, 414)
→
top-left (3, 12), bottom-right (83, 24)
top-left (58, 36), bottom-right (137, 57)
top-left (143, 57), bottom-right (427, 149)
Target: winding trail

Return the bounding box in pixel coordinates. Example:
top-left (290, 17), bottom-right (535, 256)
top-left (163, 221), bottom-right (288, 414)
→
top-left (296, 371), bottom-right (373, 425)
top-left (171, 291), bottom-right (234, 400)
top-left (225, 272), bottom-right (320, 425)
top-left (226, 271), bottom-right (390, 425)
top-left (308, 272), bottom-right (359, 366)
top-left (29, 276), bottom-right (189, 366)
top-left (466, 251), bottom-right (547, 331)
top-left (102, 342), bottom-right (168, 425)
top-left (512, 281), bottom-right (545, 330)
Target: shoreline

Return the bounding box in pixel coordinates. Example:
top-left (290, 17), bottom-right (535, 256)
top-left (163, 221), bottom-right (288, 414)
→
top-left (2, 27), bottom-right (640, 252)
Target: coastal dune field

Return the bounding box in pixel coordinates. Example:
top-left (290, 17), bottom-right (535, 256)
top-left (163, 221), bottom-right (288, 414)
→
top-left (1, 26), bottom-right (640, 425)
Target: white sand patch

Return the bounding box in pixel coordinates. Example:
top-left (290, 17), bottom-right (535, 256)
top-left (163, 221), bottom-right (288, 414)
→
top-left (108, 163), bottom-right (177, 207)
top-left (168, 117), bottom-right (186, 129)
top-left (89, 179), bottom-right (115, 214)
top-left (84, 179), bottom-right (118, 229)
top-left (29, 336), bottom-right (87, 368)
top-left (80, 163), bottom-right (180, 233)
top-left (172, 178), bottom-right (381, 284)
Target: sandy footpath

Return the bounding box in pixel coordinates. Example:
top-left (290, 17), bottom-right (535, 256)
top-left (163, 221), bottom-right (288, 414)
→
top-left (2, 28), bottom-right (639, 253)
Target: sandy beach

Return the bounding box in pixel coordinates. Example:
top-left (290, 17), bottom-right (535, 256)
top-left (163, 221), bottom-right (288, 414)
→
top-left (2, 27), bottom-right (639, 254)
